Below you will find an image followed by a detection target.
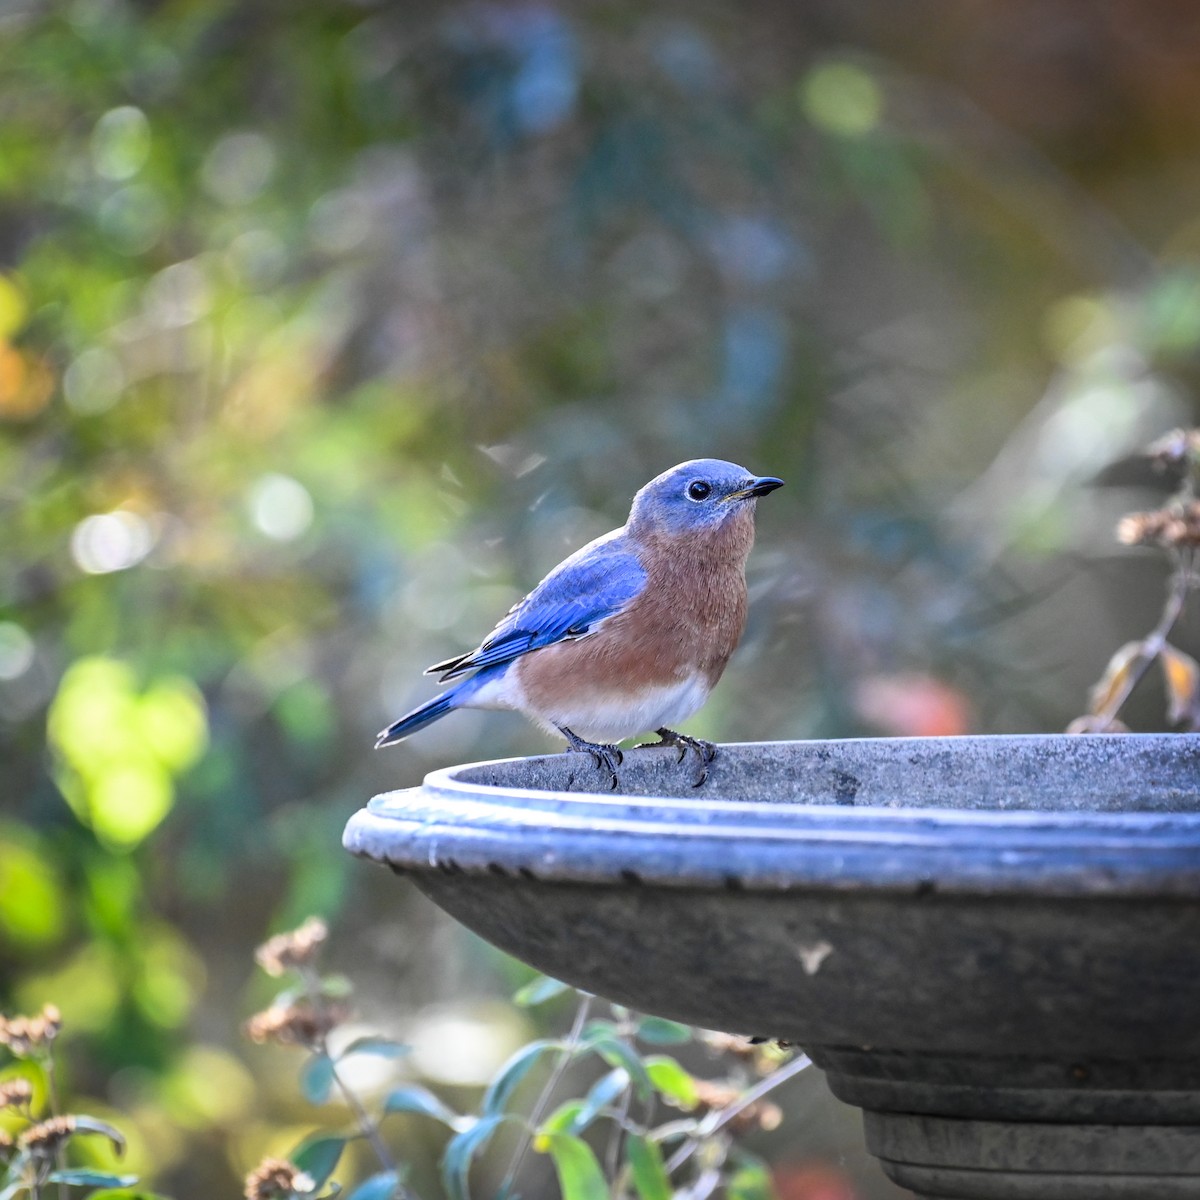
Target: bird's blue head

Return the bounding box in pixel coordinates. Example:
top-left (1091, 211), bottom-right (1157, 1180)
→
top-left (627, 459), bottom-right (784, 539)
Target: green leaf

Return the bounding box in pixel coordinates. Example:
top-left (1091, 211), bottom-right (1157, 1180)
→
top-left (292, 1133), bottom-right (347, 1191)
top-left (346, 1170), bottom-right (402, 1200)
top-left (83, 1192), bottom-right (171, 1200)
top-left (513, 975), bottom-right (570, 1007)
top-left (571, 1068), bottom-right (630, 1133)
top-left (302, 1053), bottom-right (337, 1104)
top-left (578, 1030), bottom-right (652, 1103)
top-left (726, 1158), bottom-right (776, 1200)
top-left (626, 1134), bottom-right (671, 1200)
top-left (536, 1132), bottom-right (608, 1200)
top-left (538, 1099), bottom-right (586, 1136)
top-left (87, 1192), bottom-right (173, 1200)
top-left (441, 1114), bottom-right (507, 1200)
top-left (338, 1035), bottom-right (410, 1062)
top-left (644, 1056), bottom-right (699, 1108)
top-left (72, 1115), bottom-right (128, 1156)
top-left (85, 1192), bottom-right (172, 1200)
top-left (481, 1039), bottom-right (558, 1114)
top-left (383, 1084), bottom-right (465, 1129)
top-left (636, 1017), bottom-right (692, 1045)
top-left (46, 1171), bottom-right (139, 1188)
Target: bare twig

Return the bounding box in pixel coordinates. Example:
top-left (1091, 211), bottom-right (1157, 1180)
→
top-left (497, 993), bottom-right (594, 1199)
top-left (663, 1053), bottom-right (811, 1177)
top-left (1095, 551), bottom-right (1194, 725)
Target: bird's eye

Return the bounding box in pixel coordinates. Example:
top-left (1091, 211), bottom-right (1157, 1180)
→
top-left (686, 480), bottom-right (712, 501)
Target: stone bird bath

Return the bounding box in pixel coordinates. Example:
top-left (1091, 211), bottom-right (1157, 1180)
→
top-left (343, 734), bottom-right (1200, 1199)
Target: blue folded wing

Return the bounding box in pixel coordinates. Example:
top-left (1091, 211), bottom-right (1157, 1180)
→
top-left (430, 532), bottom-right (646, 680)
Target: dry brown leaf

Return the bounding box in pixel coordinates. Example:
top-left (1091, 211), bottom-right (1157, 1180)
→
top-left (1160, 643), bottom-right (1200, 728)
top-left (1087, 640), bottom-right (1147, 716)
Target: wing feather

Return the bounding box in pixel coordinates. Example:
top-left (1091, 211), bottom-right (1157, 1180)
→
top-left (426, 531), bottom-right (645, 681)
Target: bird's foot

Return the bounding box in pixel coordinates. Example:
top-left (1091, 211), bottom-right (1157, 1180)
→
top-left (558, 726), bottom-right (623, 791)
top-left (651, 727), bottom-right (717, 787)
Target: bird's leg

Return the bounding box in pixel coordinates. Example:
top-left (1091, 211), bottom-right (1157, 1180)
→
top-left (557, 726), bottom-right (623, 791)
top-left (651, 727), bottom-right (717, 787)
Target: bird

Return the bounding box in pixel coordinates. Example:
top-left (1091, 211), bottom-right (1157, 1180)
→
top-left (376, 459), bottom-right (784, 788)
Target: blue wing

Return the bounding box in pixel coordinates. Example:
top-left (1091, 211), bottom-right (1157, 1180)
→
top-left (427, 531), bottom-right (646, 681)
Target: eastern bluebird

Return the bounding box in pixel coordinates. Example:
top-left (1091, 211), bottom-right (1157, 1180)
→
top-left (376, 459), bottom-right (783, 787)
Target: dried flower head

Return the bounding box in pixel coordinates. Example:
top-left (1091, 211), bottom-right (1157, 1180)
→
top-left (18, 1114), bottom-right (76, 1155)
top-left (0, 1078), bottom-right (34, 1109)
top-left (255, 917), bottom-right (328, 978)
top-left (244, 999), bottom-right (346, 1048)
top-left (691, 1079), bottom-right (783, 1132)
top-left (0, 1005), bottom-right (62, 1057)
top-left (1146, 428), bottom-right (1200, 471)
top-left (1116, 501), bottom-right (1200, 550)
top-left (244, 1156), bottom-right (315, 1200)
top-left (701, 1031), bottom-right (760, 1059)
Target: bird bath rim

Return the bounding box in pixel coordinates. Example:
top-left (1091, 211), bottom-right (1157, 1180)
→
top-left (344, 733), bottom-right (1200, 897)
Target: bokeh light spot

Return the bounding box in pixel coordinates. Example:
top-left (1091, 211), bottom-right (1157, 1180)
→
top-left (64, 346), bottom-right (125, 414)
top-left (202, 131), bottom-right (276, 206)
top-left (0, 825), bottom-right (65, 948)
top-left (249, 474), bottom-right (314, 541)
top-left (0, 344), bottom-right (54, 420)
top-left (801, 62), bottom-right (883, 137)
top-left (0, 622), bottom-right (35, 680)
top-left (91, 105), bottom-right (152, 181)
top-left (98, 184), bottom-right (167, 255)
top-left (71, 510), bottom-right (155, 574)
top-left (0, 274), bottom-right (28, 339)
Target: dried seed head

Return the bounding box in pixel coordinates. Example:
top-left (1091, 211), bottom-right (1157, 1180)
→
top-left (0, 1004), bottom-right (63, 1057)
top-left (701, 1031), bottom-right (760, 1059)
top-left (18, 1115), bottom-right (76, 1155)
top-left (1146, 428), bottom-right (1200, 470)
top-left (1117, 501), bottom-right (1200, 549)
top-left (244, 1156), bottom-right (315, 1200)
top-left (255, 917), bottom-right (329, 978)
top-left (0, 1079), bottom-right (34, 1109)
top-left (244, 999), bottom-right (346, 1048)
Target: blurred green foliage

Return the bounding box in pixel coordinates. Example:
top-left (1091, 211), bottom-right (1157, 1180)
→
top-left (3, 1), bottom-right (1200, 1196)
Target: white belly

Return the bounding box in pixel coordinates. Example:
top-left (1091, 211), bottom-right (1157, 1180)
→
top-left (470, 668), bottom-right (712, 744)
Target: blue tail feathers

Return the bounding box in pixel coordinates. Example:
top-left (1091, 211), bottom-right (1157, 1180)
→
top-left (375, 669), bottom-right (495, 748)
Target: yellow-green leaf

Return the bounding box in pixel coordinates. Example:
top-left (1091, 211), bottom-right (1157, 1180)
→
top-left (536, 1132), bottom-right (608, 1200)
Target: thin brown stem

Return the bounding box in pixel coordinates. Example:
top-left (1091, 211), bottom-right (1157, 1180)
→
top-left (1097, 554), bottom-right (1194, 724)
top-left (42, 1053), bottom-right (67, 1200)
top-left (663, 1053), bottom-right (811, 1177)
top-left (296, 966), bottom-right (418, 1200)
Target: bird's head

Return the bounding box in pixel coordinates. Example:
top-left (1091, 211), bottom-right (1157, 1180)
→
top-left (627, 459), bottom-right (784, 539)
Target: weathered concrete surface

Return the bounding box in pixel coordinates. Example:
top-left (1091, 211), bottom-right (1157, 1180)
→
top-left (344, 734), bottom-right (1200, 1199)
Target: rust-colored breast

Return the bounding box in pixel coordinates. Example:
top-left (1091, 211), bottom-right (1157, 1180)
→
top-left (517, 507), bottom-right (755, 708)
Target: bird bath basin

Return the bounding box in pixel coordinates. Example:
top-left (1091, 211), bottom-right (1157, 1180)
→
top-left (343, 734), bottom-right (1200, 1199)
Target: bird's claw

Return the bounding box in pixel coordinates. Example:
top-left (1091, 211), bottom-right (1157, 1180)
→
top-left (651, 728), bottom-right (717, 787)
top-left (558, 727), bottom-right (623, 790)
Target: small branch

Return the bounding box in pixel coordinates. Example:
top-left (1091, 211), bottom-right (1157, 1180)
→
top-left (43, 1053), bottom-right (67, 1200)
top-left (663, 1053), bottom-right (812, 1177)
top-left (1097, 553), bottom-right (1194, 724)
top-left (497, 993), bottom-right (593, 1198)
top-left (297, 966), bottom-right (419, 1200)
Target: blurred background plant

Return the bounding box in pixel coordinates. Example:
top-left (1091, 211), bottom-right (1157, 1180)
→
top-left (3, 1), bottom-right (1200, 1196)
top-left (237, 918), bottom-right (810, 1200)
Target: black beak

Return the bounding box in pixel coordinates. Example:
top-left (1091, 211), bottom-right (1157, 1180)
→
top-left (726, 476), bottom-right (785, 501)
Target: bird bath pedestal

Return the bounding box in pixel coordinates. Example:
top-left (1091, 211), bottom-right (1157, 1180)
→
top-left (343, 735), bottom-right (1200, 1199)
